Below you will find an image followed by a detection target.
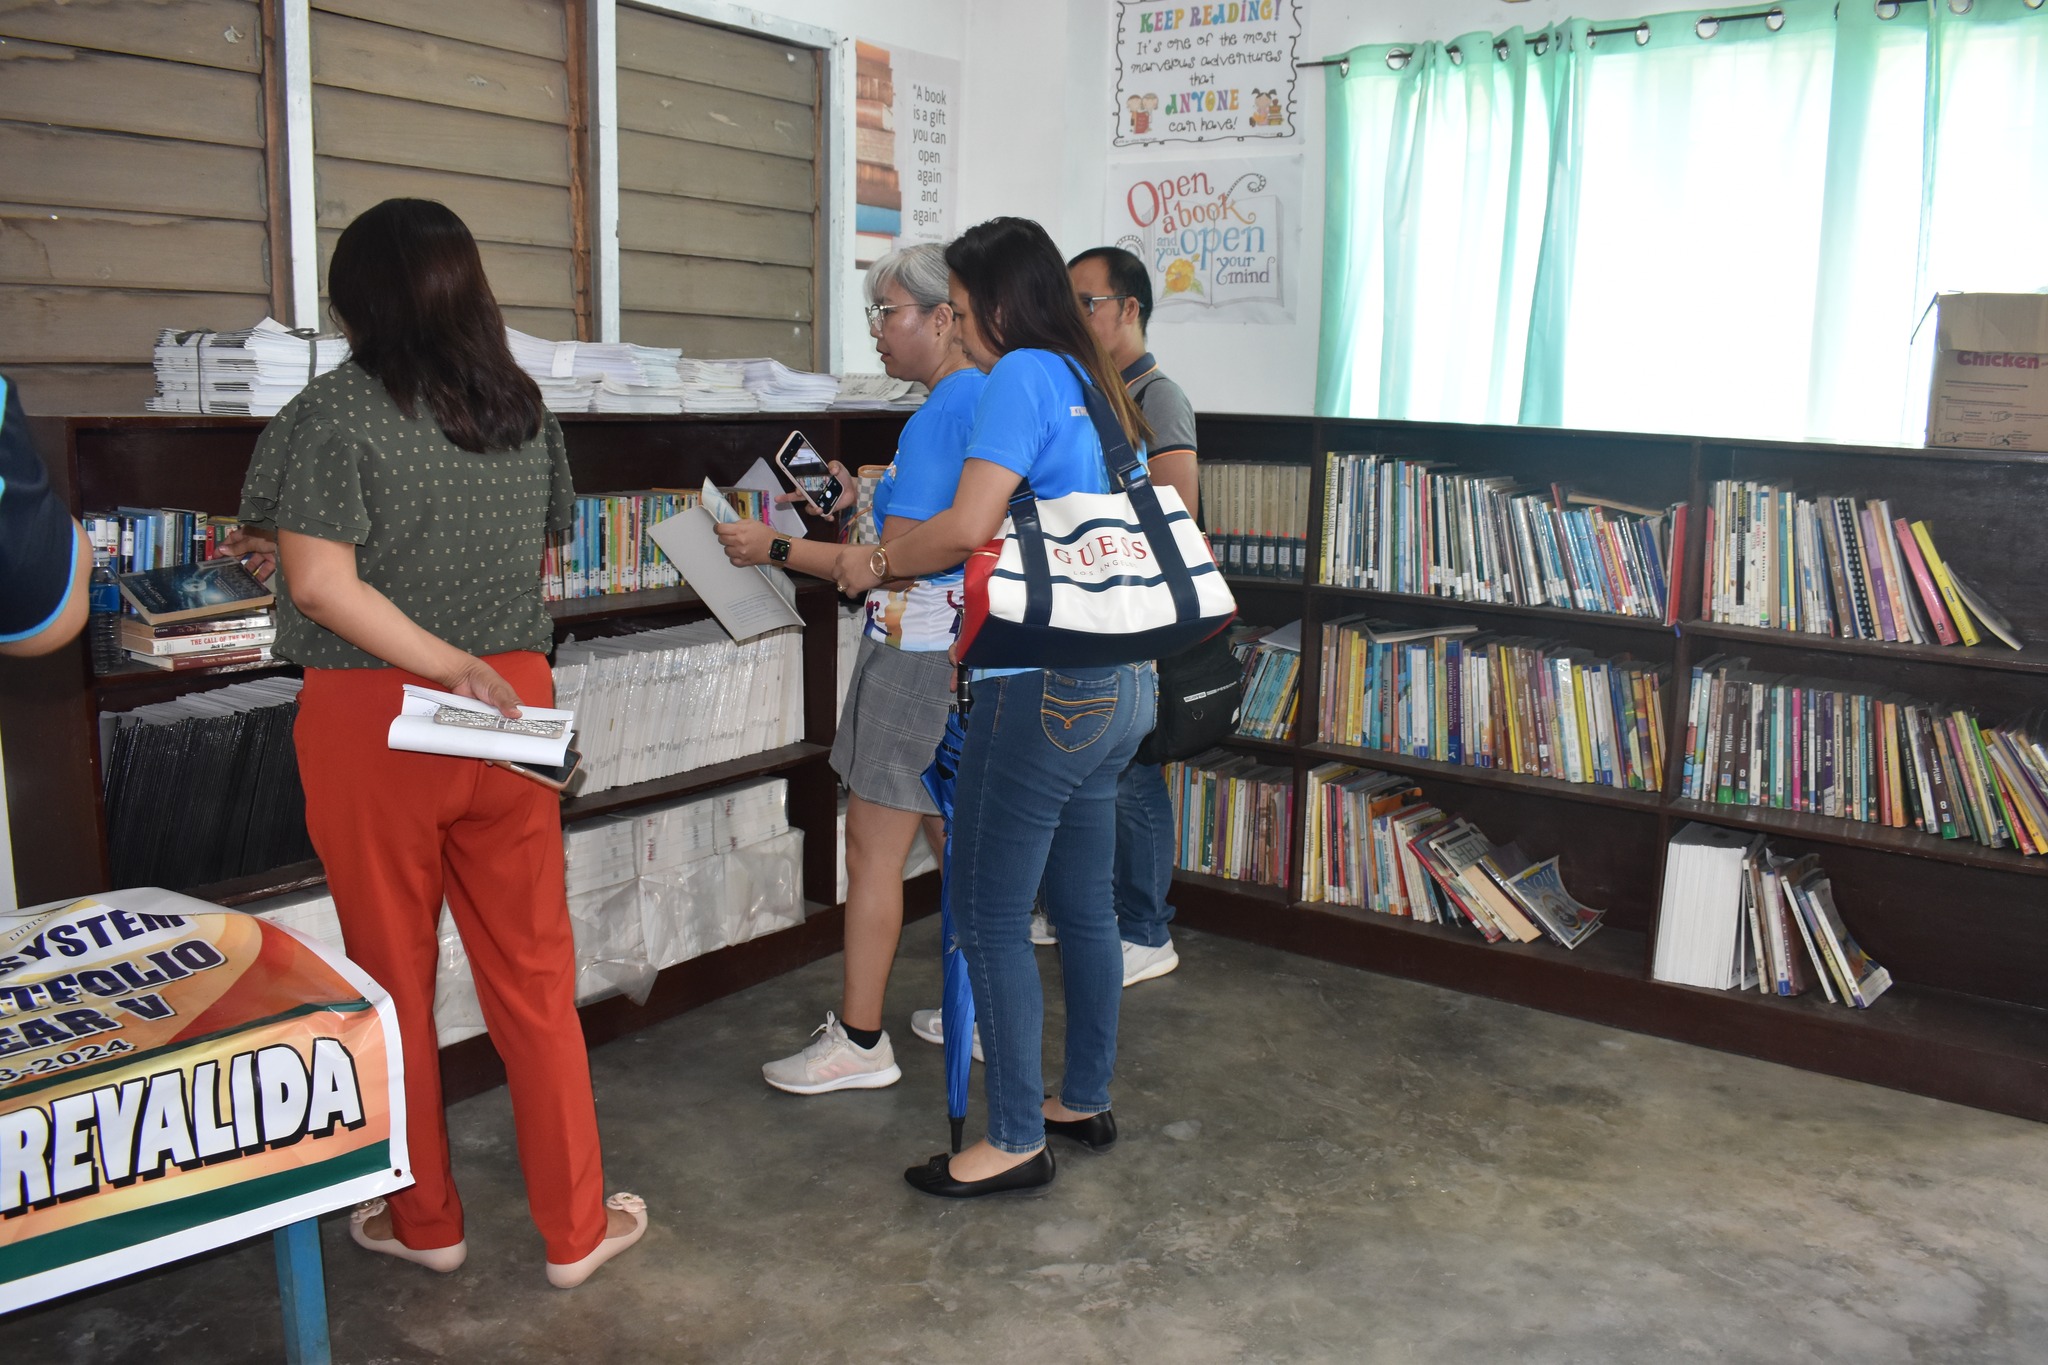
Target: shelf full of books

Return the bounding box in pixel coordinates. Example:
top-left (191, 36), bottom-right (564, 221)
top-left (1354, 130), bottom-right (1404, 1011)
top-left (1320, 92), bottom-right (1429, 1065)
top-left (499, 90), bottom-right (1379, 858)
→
top-left (1159, 412), bottom-right (2048, 1122)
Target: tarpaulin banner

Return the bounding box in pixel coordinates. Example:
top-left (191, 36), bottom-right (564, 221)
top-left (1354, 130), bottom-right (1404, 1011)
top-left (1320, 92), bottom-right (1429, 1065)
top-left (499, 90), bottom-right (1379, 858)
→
top-left (0, 893), bottom-right (407, 1313)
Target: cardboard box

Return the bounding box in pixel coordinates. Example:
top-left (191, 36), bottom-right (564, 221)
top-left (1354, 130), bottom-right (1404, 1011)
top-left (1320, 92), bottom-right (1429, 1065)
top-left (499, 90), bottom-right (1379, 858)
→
top-left (1926, 292), bottom-right (2048, 453)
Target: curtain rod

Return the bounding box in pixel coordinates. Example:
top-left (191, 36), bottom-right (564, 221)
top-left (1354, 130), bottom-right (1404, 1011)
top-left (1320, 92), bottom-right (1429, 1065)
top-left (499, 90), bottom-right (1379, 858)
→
top-left (1294, 4), bottom-right (1818, 73)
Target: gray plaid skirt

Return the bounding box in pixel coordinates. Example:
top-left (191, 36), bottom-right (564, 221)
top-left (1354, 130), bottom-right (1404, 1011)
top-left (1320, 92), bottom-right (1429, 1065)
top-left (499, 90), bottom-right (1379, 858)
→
top-left (830, 634), bottom-right (955, 815)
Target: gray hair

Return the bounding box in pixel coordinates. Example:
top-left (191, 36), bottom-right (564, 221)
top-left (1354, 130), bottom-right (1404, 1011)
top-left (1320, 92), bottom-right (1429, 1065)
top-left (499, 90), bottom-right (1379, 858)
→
top-left (865, 242), bottom-right (952, 310)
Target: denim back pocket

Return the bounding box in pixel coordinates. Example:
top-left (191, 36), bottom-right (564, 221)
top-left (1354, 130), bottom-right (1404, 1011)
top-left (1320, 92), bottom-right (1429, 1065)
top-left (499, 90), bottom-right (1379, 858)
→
top-left (1040, 670), bottom-right (1121, 753)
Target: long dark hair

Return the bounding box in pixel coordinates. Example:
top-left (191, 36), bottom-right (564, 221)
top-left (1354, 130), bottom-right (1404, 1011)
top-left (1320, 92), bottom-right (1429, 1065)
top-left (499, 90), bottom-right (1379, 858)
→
top-left (945, 218), bottom-right (1151, 450)
top-left (327, 198), bottom-right (544, 454)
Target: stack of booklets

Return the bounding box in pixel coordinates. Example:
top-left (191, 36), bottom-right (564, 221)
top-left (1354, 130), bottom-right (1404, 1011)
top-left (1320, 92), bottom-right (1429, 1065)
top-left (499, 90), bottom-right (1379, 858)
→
top-left (101, 677), bottom-right (314, 889)
top-left (1163, 748), bottom-right (1294, 887)
top-left (1320, 453), bottom-right (1680, 622)
top-left (832, 374), bottom-right (926, 410)
top-left (543, 486), bottom-right (770, 601)
top-left (1320, 617), bottom-right (1667, 792)
top-left (1653, 823), bottom-right (1892, 1006)
top-left (1702, 482), bottom-right (2020, 649)
top-left (1678, 658), bottom-right (2048, 854)
top-left (1301, 763), bottom-right (1607, 947)
top-left (147, 318), bottom-right (348, 415)
top-left (1232, 621), bottom-right (1301, 742)
top-left (552, 621), bottom-right (803, 794)
top-left (115, 559), bottom-right (276, 672)
top-left (506, 329), bottom-right (685, 413)
top-left (678, 358), bottom-right (758, 413)
top-left (1200, 462), bottom-right (1313, 579)
top-left (741, 358), bottom-right (839, 410)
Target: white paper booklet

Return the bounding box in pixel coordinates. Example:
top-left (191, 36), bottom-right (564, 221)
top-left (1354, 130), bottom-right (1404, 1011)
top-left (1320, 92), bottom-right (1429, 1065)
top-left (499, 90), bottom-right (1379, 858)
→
top-left (645, 481), bottom-right (803, 642)
top-left (387, 684), bottom-right (575, 766)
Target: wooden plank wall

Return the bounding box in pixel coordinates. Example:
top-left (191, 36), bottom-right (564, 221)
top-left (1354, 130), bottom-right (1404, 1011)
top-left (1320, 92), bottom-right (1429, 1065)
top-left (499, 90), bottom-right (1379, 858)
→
top-left (309, 0), bottom-right (582, 340)
top-left (615, 7), bottom-right (818, 368)
top-left (0, 0), bottom-right (277, 414)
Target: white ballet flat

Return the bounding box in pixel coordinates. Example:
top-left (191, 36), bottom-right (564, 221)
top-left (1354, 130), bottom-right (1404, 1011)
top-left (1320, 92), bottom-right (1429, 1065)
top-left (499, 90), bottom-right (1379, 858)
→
top-left (545, 1192), bottom-right (649, 1289)
top-left (348, 1199), bottom-right (467, 1274)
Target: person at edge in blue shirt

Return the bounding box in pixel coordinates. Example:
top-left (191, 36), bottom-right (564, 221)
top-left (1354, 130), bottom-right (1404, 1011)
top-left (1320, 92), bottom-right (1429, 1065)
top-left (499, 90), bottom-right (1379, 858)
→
top-left (0, 374), bottom-right (93, 658)
top-left (831, 217), bottom-right (1159, 1199)
top-left (714, 243), bottom-right (986, 1096)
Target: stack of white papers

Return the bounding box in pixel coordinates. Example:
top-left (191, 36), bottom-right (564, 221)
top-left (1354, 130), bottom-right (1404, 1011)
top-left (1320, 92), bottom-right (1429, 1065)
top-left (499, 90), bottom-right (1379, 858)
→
top-left (386, 684), bottom-right (575, 767)
top-left (147, 318), bottom-right (348, 416)
top-left (507, 330), bottom-right (686, 413)
top-left (740, 357), bottom-right (839, 410)
top-left (677, 358), bottom-right (759, 412)
top-left (1651, 823), bottom-right (1758, 989)
top-left (832, 373), bottom-right (927, 410)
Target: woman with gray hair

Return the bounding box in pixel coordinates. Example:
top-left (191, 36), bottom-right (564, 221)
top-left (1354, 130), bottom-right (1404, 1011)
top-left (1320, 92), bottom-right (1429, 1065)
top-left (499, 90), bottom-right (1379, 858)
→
top-left (716, 242), bottom-right (984, 1094)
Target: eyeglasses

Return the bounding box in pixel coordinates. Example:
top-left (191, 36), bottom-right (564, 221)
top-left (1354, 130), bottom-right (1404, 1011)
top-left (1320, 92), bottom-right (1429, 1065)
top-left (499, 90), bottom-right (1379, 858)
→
top-left (865, 302), bottom-right (939, 328)
top-left (1077, 294), bottom-right (1133, 317)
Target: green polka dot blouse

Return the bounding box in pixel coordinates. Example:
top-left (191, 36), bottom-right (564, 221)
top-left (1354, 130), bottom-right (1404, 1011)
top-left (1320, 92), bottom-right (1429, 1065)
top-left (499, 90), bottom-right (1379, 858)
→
top-left (238, 360), bottom-right (575, 670)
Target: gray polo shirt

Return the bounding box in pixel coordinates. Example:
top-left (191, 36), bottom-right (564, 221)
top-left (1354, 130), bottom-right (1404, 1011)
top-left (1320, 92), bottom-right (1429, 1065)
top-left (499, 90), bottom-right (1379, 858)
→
top-left (1121, 351), bottom-right (1197, 462)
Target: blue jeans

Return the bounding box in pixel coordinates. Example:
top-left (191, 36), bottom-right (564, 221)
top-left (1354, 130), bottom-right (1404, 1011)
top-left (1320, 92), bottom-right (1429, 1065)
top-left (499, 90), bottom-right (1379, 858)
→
top-left (1113, 761), bottom-right (1177, 948)
top-left (952, 664), bottom-right (1155, 1154)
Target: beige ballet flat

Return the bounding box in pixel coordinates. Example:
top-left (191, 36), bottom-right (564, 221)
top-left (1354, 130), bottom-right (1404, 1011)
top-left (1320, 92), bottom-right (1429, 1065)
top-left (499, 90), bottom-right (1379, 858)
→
top-left (545, 1192), bottom-right (648, 1289)
top-left (348, 1199), bottom-right (467, 1273)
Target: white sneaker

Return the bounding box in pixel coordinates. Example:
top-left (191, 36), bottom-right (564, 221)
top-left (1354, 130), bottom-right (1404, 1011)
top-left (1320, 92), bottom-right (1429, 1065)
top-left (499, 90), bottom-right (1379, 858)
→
top-left (909, 1008), bottom-right (984, 1063)
top-left (1029, 911), bottom-right (1057, 946)
top-left (761, 1012), bottom-right (902, 1094)
top-left (1122, 938), bottom-right (1180, 987)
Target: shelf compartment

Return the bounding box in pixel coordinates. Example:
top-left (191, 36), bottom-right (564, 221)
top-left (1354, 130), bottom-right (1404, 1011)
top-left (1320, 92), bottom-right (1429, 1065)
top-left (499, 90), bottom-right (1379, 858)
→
top-left (1664, 796), bottom-right (2048, 878)
top-left (1682, 620), bottom-right (2043, 676)
top-left (1313, 583), bottom-right (1675, 635)
top-left (182, 742), bottom-right (834, 904)
top-left (1220, 733), bottom-right (1298, 761)
top-left (1305, 740), bottom-right (1665, 815)
top-left (1176, 884), bottom-right (2048, 1122)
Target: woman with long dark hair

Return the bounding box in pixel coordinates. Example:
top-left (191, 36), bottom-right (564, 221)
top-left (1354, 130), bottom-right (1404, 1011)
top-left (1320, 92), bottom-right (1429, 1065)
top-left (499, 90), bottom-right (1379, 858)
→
top-left (833, 217), bottom-right (1158, 1198)
top-left (237, 199), bottom-right (646, 1286)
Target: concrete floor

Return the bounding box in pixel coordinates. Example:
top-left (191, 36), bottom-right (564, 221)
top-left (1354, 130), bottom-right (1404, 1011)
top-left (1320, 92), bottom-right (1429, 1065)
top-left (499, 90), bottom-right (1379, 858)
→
top-left (5, 919), bottom-right (2047, 1364)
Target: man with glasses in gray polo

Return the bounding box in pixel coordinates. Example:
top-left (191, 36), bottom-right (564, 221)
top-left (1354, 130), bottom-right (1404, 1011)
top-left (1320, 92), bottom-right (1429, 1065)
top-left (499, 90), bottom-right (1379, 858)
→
top-left (1063, 245), bottom-right (1199, 986)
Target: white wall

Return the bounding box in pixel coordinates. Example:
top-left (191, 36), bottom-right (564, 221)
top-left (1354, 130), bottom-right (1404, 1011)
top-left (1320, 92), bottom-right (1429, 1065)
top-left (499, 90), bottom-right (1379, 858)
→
top-left (729, 1), bottom-right (1662, 407)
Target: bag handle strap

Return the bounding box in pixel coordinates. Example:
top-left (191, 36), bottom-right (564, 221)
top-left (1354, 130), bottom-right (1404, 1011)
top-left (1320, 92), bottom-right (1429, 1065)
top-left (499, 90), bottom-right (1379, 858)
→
top-left (1055, 355), bottom-right (1201, 621)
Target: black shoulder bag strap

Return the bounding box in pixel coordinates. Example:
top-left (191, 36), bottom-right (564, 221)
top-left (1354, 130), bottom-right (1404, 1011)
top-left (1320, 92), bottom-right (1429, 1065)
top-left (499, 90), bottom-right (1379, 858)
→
top-left (1056, 355), bottom-right (1201, 623)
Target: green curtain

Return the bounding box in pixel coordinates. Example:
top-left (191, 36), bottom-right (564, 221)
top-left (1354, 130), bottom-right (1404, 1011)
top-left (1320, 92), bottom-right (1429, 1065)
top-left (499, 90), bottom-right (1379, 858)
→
top-left (1317, 0), bottom-right (2048, 444)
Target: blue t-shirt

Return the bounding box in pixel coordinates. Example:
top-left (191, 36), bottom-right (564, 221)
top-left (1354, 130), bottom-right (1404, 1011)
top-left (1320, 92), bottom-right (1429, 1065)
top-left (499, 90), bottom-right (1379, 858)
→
top-left (862, 367), bottom-right (985, 650)
top-left (965, 349), bottom-right (1149, 676)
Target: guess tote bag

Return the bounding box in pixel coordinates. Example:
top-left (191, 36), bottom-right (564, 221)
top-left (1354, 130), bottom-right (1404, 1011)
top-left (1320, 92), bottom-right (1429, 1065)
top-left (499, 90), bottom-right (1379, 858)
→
top-left (957, 357), bottom-right (1235, 669)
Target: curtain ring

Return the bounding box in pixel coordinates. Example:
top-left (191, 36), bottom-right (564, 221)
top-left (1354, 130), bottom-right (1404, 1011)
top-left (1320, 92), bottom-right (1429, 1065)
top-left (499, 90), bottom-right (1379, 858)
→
top-left (1875, 0), bottom-right (1900, 16)
top-left (1385, 48), bottom-right (1411, 70)
top-left (1634, 21), bottom-right (1652, 44)
top-left (1532, 33), bottom-right (1550, 55)
top-left (1495, 38), bottom-right (1511, 60)
top-left (1948, 0), bottom-right (1972, 12)
top-left (1696, 16), bottom-right (1720, 38)
top-left (1447, 42), bottom-right (1464, 65)
top-left (1766, 6), bottom-right (1786, 28)
top-left (1339, 56), bottom-right (1351, 76)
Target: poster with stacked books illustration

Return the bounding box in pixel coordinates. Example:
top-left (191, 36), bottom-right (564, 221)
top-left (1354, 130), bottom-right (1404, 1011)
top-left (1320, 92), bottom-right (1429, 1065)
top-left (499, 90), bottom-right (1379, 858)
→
top-left (0, 894), bottom-right (407, 1312)
top-left (1106, 155), bottom-right (1301, 323)
top-left (854, 41), bottom-right (960, 267)
top-left (1113, 1), bottom-right (1303, 146)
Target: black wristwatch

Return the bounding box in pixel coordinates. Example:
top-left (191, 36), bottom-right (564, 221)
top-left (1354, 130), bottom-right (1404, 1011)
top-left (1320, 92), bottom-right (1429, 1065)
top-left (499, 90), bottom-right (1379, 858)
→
top-left (768, 537), bottom-right (792, 563)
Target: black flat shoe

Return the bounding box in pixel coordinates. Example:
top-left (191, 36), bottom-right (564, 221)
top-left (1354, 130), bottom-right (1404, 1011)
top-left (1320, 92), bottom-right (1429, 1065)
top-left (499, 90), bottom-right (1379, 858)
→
top-left (1043, 1110), bottom-right (1118, 1153)
top-left (904, 1147), bottom-right (1056, 1199)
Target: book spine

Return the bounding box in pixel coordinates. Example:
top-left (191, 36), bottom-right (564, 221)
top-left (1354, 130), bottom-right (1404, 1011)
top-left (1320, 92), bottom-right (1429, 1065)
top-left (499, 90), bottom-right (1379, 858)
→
top-left (1893, 516), bottom-right (1958, 645)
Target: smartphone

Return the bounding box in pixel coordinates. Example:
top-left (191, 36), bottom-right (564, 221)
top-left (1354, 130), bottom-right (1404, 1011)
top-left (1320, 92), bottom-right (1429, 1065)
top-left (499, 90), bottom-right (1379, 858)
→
top-left (772, 431), bottom-right (842, 516)
top-left (494, 747), bottom-right (583, 794)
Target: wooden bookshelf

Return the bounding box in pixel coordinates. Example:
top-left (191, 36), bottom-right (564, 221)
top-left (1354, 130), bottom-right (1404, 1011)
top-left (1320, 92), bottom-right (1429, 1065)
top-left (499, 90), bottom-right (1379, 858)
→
top-left (1179, 414), bottom-right (2048, 1122)
top-left (0, 410), bottom-right (911, 1076)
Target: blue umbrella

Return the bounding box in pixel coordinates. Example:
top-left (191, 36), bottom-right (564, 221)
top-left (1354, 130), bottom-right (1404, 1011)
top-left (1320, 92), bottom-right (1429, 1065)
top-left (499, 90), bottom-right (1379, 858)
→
top-left (919, 700), bottom-right (974, 1155)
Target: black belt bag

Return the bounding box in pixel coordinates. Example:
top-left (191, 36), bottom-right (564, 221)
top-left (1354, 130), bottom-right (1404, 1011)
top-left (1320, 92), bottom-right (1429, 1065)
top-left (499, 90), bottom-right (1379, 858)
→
top-left (1135, 629), bottom-right (1244, 766)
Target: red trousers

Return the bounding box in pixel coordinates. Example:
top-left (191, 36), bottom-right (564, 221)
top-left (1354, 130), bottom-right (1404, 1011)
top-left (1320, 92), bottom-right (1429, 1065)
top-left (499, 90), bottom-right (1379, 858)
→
top-left (295, 652), bottom-right (607, 1264)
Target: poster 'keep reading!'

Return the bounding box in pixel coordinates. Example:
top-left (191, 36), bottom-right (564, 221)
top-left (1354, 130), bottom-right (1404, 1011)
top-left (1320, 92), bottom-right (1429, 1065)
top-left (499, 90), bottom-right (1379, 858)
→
top-left (0, 895), bottom-right (407, 1312)
top-left (1108, 156), bottom-right (1301, 324)
top-left (1113, 1), bottom-right (1303, 147)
